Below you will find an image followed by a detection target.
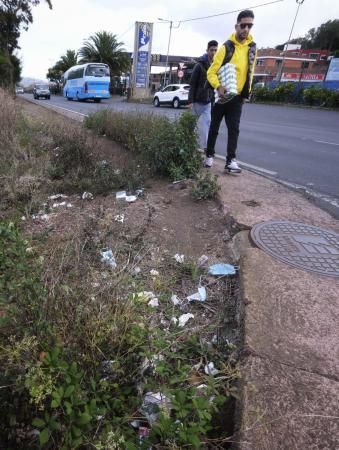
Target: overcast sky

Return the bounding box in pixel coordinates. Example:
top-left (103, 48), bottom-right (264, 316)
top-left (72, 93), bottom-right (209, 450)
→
top-left (18, 0), bottom-right (339, 79)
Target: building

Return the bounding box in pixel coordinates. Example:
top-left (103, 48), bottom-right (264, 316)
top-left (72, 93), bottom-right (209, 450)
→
top-left (254, 48), bottom-right (331, 84)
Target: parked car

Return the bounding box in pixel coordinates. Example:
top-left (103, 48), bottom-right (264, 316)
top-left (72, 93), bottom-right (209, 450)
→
top-left (15, 86), bottom-right (24, 94)
top-left (153, 84), bottom-right (190, 108)
top-left (33, 84), bottom-right (51, 100)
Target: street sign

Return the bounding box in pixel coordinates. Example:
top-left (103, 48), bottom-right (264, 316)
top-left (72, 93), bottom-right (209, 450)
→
top-left (178, 70), bottom-right (184, 78)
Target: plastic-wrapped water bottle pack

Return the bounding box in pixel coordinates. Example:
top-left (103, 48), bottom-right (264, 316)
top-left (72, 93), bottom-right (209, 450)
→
top-left (215, 63), bottom-right (238, 103)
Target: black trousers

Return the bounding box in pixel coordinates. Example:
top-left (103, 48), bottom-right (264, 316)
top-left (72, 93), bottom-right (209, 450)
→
top-left (206, 95), bottom-right (243, 162)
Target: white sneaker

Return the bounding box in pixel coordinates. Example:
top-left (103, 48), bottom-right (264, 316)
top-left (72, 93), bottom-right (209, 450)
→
top-left (204, 157), bottom-right (214, 168)
top-left (225, 159), bottom-right (241, 173)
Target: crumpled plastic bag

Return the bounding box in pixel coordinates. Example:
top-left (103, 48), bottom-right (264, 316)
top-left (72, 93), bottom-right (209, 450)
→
top-left (208, 263), bottom-right (236, 276)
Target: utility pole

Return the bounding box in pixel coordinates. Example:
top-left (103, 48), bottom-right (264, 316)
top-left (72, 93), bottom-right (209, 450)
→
top-left (277, 0), bottom-right (305, 82)
top-left (158, 18), bottom-right (180, 86)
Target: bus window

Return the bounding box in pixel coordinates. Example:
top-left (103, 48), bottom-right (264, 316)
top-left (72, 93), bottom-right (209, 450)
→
top-left (85, 64), bottom-right (110, 77)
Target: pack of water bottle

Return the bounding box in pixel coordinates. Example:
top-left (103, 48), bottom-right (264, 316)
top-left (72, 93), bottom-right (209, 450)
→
top-left (215, 63), bottom-right (238, 103)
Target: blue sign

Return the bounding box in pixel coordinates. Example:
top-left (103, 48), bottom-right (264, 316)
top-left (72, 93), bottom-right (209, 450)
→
top-left (135, 23), bottom-right (152, 88)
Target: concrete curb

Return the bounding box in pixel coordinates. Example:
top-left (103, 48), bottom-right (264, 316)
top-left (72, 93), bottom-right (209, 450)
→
top-left (213, 160), bottom-right (339, 449)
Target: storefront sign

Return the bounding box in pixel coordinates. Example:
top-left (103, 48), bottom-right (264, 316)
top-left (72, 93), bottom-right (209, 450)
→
top-left (281, 72), bottom-right (325, 82)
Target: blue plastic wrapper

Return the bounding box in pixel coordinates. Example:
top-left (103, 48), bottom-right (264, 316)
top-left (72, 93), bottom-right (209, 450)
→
top-left (208, 263), bottom-right (236, 276)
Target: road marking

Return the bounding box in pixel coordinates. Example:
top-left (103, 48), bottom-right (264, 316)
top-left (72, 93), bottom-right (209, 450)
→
top-left (47, 104), bottom-right (89, 117)
top-left (315, 140), bottom-right (339, 146)
top-left (213, 153), bottom-right (278, 176)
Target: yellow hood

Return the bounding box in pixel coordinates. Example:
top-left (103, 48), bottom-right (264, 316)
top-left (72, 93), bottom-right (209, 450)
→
top-left (228, 32), bottom-right (254, 47)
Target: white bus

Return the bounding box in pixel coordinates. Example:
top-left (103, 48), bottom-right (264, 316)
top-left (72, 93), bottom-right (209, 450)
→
top-left (62, 63), bottom-right (110, 102)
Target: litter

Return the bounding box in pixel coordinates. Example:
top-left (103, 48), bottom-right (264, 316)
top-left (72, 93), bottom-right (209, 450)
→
top-left (116, 191), bottom-right (127, 200)
top-left (66, 203), bottom-right (73, 208)
top-left (170, 294), bottom-right (181, 306)
top-left (133, 291), bottom-right (156, 303)
top-left (148, 298), bottom-right (159, 307)
top-left (133, 266), bottom-right (141, 274)
top-left (114, 214), bottom-right (125, 223)
top-left (141, 355), bottom-right (164, 375)
top-left (48, 194), bottom-right (68, 200)
top-left (178, 313), bottom-right (194, 327)
top-left (135, 189), bottom-right (144, 197)
top-left (150, 269), bottom-right (159, 277)
top-left (141, 392), bottom-right (172, 425)
top-left (100, 249), bottom-right (117, 269)
top-left (52, 201), bottom-right (66, 208)
top-left (187, 286), bottom-right (207, 303)
top-left (171, 317), bottom-right (178, 326)
top-left (172, 179), bottom-right (187, 184)
top-left (138, 426), bottom-right (150, 442)
top-left (208, 263), bottom-right (236, 276)
top-left (204, 362), bottom-right (219, 376)
top-left (174, 254), bottom-right (185, 263)
top-left (82, 191), bottom-right (94, 200)
top-left (197, 255), bottom-right (209, 267)
top-left (32, 213), bottom-right (50, 221)
top-left (126, 195), bottom-right (137, 203)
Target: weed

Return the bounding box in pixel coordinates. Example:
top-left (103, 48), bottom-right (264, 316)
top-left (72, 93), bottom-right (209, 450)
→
top-left (191, 171), bottom-right (220, 200)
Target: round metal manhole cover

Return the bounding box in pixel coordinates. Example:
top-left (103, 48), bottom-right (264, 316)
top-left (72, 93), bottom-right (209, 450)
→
top-left (251, 221), bottom-right (339, 277)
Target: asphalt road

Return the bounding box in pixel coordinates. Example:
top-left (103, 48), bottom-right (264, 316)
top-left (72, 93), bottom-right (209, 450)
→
top-left (22, 93), bottom-right (339, 217)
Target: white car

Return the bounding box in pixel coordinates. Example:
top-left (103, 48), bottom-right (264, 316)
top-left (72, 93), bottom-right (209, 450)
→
top-left (153, 84), bottom-right (190, 108)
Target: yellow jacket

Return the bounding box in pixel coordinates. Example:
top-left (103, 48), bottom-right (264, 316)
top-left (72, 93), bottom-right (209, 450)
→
top-left (207, 33), bottom-right (256, 95)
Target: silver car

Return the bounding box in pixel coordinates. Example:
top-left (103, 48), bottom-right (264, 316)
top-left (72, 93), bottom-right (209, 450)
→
top-left (33, 84), bottom-right (51, 100)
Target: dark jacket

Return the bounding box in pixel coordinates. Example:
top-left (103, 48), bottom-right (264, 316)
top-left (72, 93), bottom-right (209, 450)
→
top-left (188, 54), bottom-right (213, 104)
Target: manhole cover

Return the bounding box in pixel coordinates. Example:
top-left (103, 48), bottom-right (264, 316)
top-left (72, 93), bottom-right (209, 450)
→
top-left (251, 220), bottom-right (339, 277)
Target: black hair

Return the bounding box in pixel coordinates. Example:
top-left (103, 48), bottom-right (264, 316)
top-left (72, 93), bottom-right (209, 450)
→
top-left (237, 9), bottom-right (254, 23)
top-left (207, 40), bottom-right (218, 49)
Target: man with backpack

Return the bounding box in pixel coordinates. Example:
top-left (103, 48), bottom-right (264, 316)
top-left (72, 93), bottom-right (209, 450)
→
top-left (205, 10), bottom-right (257, 172)
top-left (188, 40), bottom-right (218, 151)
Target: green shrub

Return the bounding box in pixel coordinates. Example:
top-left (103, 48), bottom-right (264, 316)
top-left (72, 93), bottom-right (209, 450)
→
top-left (85, 110), bottom-right (202, 181)
top-left (0, 222), bottom-right (45, 333)
top-left (251, 86), bottom-right (275, 102)
top-left (191, 171), bottom-right (220, 200)
top-left (272, 82), bottom-right (295, 102)
top-left (326, 89), bottom-right (339, 108)
top-left (303, 86), bottom-right (339, 107)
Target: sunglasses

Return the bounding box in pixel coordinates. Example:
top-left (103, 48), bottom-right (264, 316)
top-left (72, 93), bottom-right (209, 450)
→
top-left (239, 23), bottom-right (253, 29)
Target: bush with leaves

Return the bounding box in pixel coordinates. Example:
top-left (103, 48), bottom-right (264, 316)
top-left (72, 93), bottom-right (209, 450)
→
top-left (192, 171), bottom-right (220, 200)
top-left (85, 110), bottom-right (202, 181)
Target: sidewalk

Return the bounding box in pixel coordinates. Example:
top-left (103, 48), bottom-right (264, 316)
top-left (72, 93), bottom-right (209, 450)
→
top-left (212, 159), bottom-right (339, 450)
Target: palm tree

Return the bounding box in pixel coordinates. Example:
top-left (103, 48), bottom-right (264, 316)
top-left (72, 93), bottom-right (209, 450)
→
top-left (46, 50), bottom-right (78, 83)
top-left (78, 31), bottom-right (130, 76)
top-left (58, 49), bottom-right (78, 72)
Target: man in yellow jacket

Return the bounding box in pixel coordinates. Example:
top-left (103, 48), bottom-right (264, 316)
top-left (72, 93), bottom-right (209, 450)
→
top-left (205, 9), bottom-right (257, 172)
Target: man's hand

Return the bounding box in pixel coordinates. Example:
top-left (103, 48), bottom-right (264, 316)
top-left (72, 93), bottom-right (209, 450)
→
top-left (217, 86), bottom-right (226, 98)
